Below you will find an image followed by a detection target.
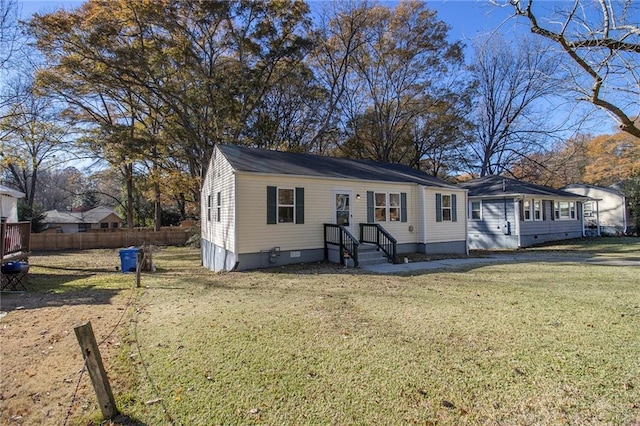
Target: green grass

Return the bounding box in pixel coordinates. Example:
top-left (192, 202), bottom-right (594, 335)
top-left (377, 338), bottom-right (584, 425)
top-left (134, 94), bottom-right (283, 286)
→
top-left (28, 240), bottom-right (640, 425)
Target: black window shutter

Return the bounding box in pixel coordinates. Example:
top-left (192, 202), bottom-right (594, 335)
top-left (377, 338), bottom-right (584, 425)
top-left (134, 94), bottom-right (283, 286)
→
top-left (452, 194), bottom-right (457, 222)
top-left (267, 186), bottom-right (277, 224)
top-left (400, 192), bottom-right (407, 222)
top-left (435, 193), bottom-right (442, 222)
top-left (367, 191), bottom-right (374, 223)
top-left (295, 187), bottom-right (305, 224)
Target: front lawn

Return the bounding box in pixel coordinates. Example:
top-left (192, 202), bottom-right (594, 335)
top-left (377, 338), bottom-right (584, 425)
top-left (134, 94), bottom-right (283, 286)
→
top-left (114, 240), bottom-right (640, 425)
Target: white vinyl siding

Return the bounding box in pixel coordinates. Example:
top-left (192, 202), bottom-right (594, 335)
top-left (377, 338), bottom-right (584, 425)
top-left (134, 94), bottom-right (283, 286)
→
top-left (425, 188), bottom-right (466, 243)
top-left (201, 148), bottom-right (236, 251)
top-left (236, 175), bottom-right (420, 254)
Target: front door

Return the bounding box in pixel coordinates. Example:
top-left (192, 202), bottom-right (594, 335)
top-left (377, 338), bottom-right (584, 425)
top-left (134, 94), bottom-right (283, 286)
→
top-left (333, 191), bottom-right (352, 232)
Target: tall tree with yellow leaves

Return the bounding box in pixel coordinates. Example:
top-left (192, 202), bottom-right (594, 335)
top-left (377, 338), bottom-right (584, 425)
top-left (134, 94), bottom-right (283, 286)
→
top-left (583, 131), bottom-right (640, 186)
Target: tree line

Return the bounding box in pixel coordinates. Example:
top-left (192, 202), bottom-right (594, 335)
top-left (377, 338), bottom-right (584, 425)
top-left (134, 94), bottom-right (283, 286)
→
top-left (1, 0), bottom-right (638, 231)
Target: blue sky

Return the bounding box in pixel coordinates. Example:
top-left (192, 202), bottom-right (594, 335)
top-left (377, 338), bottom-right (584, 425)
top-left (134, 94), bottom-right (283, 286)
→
top-left (19, 0), bottom-right (521, 47)
top-left (15, 0), bottom-right (614, 136)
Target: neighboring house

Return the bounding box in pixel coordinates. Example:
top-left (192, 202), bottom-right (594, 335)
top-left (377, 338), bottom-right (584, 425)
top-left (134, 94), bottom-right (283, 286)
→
top-left (43, 206), bottom-right (122, 233)
top-left (561, 184), bottom-right (628, 236)
top-left (460, 176), bottom-right (589, 250)
top-left (201, 144), bottom-right (468, 272)
top-left (0, 184), bottom-right (25, 223)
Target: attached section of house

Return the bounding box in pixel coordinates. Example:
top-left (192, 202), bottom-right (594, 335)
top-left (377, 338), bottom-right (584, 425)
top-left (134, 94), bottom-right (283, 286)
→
top-left (561, 184), bottom-right (628, 236)
top-left (201, 144), bottom-right (467, 272)
top-left (460, 176), bottom-right (589, 250)
top-left (1, 184), bottom-right (25, 223)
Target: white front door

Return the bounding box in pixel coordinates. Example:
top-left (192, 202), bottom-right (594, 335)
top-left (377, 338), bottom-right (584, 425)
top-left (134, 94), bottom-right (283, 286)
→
top-left (333, 190), bottom-right (352, 232)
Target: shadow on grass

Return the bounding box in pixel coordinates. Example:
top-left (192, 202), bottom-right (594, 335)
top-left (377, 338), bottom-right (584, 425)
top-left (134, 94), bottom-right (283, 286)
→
top-left (107, 414), bottom-right (149, 426)
top-left (0, 271), bottom-right (131, 312)
top-left (0, 284), bottom-right (123, 312)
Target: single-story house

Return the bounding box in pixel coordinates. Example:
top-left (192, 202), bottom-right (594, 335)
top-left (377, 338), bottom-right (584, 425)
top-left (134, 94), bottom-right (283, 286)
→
top-left (561, 183), bottom-right (629, 236)
top-left (0, 184), bottom-right (25, 223)
top-left (43, 206), bottom-right (122, 233)
top-left (460, 175), bottom-right (590, 250)
top-left (201, 144), bottom-right (468, 271)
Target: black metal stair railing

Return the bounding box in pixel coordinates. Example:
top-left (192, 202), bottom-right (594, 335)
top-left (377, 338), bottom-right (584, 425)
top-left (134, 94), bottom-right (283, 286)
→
top-left (323, 224), bottom-right (359, 267)
top-left (359, 223), bottom-right (398, 264)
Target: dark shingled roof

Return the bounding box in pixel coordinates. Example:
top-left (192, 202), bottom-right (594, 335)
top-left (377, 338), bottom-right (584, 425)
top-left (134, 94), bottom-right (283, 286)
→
top-left (459, 175), bottom-right (588, 199)
top-left (217, 144), bottom-right (459, 189)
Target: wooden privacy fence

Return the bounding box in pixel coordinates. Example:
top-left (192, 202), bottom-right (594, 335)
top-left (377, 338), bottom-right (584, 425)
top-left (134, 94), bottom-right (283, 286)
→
top-left (31, 227), bottom-right (195, 251)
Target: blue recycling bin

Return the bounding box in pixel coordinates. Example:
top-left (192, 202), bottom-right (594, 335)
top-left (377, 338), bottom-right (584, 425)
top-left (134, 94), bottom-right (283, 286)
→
top-left (119, 247), bottom-right (140, 273)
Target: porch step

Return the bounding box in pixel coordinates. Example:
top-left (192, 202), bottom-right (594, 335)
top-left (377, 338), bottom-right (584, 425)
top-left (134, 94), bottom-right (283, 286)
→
top-left (357, 244), bottom-right (390, 267)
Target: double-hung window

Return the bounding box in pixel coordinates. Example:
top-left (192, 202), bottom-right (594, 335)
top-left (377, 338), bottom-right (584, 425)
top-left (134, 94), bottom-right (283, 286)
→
top-left (470, 201), bottom-right (481, 220)
top-left (374, 192), bottom-right (387, 222)
top-left (374, 192), bottom-right (400, 222)
top-left (435, 193), bottom-right (457, 222)
top-left (389, 193), bottom-right (400, 221)
top-left (267, 186), bottom-right (305, 224)
top-left (554, 201), bottom-right (576, 220)
top-left (533, 200), bottom-right (542, 220)
top-left (441, 194), bottom-right (452, 221)
top-left (367, 191), bottom-right (407, 223)
top-left (583, 201), bottom-right (594, 217)
top-left (523, 199), bottom-right (532, 221)
top-left (278, 188), bottom-right (295, 223)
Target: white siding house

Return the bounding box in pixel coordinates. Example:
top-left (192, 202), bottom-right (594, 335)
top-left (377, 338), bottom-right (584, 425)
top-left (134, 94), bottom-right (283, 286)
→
top-left (561, 184), bottom-right (628, 236)
top-left (201, 145), bottom-right (468, 272)
top-left (461, 176), bottom-right (590, 250)
top-left (0, 184), bottom-right (25, 223)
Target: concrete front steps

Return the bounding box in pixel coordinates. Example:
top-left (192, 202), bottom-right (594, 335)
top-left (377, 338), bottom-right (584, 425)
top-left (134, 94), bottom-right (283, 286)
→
top-left (357, 243), bottom-right (392, 267)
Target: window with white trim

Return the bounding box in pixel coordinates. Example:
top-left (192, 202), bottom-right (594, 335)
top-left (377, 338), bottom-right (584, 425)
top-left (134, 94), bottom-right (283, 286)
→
top-left (554, 201), bottom-right (576, 220)
top-left (533, 199), bottom-right (542, 220)
top-left (583, 201), bottom-right (594, 217)
top-left (373, 192), bottom-right (402, 222)
top-left (389, 193), bottom-right (400, 221)
top-left (207, 194), bottom-right (212, 221)
top-left (278, 188), bottom-right (295, 223)
top-left (374, 192), bottom-right (387, 222)
top-left (523, 199), bottom-right (532, 221)
top-left (470, 200), bottom-right (481, 220)
top-left (441, 194), bottom-right (452, 221)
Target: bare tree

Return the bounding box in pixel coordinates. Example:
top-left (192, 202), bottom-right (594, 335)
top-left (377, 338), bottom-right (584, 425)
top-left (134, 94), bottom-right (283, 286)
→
top-left (468, 34), bottom-right (564, 176)
top-left (0, 79), bottom-right (71, 213)
top-left (0, 0), bottom-right (19, 72)
top-left (306, 1), bottom-right (370, 154)
top-left (509, 0), bottom-right (640, 138)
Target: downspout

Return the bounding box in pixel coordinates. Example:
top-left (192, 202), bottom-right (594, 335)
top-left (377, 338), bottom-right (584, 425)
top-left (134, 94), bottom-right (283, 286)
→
top-left (580, 201), bottom-right (585, 237)
top-left (596, 200), bottom-right (601, 236)
top-left (418, 185), bottom-right (427, 249)
top-left (514, 197), bottom-right (522, 248)
top-left (464, 190), bottom-right (469, 255)
top-left (622, 195), bottom-right (627, 234)
top-left (233, 171), bottom-right (239, 271)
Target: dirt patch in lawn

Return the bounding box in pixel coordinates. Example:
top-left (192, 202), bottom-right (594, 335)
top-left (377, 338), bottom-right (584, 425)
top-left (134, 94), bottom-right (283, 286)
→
top-left (0, 250), bottom-right (140, 426)
top-left (0, 289), bottom-right (135, 425)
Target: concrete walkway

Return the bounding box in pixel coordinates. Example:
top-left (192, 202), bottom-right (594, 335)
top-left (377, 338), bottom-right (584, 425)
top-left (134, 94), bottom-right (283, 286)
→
top-left (361, 253), bottom-right (640, 274)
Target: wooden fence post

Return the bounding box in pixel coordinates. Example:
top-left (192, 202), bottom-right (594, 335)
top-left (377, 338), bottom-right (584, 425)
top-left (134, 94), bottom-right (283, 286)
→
top-left (74, 321), bottom-right (119, 420)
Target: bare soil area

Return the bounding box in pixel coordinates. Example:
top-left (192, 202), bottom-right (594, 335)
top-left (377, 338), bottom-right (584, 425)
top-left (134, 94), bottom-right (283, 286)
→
top-left (1, 251), bottom-right (136, 426)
